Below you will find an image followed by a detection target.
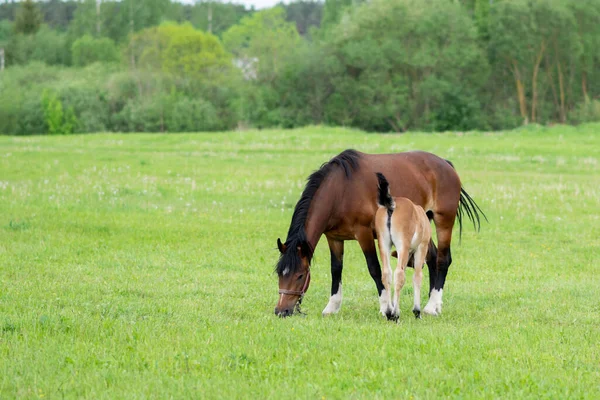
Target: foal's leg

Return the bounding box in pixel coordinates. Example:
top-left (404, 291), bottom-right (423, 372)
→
top-left (356, 227), bottom-right (385, 309)
top-left (424, 214), bottom-right (454, 316)
top-left (412, 242), bottom-right (427, 319)
top-left (323, 238), bottom-right (344, 316)
top-left (376, 231), bottom-right (393, 318)
top-left (391, 245), bottom-right (409, 321)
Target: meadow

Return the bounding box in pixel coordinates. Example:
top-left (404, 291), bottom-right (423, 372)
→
top-left (1, 125), bottom-right (599, 399)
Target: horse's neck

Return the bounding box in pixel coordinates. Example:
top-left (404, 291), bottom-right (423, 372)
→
top-left (304, 179), bottom-right (336, 250)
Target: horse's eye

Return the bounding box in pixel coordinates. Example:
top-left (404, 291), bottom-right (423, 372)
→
top-left (297, 274), bottom-right (304, 280)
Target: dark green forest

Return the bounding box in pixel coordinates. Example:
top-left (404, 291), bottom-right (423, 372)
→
top-left (1, 0), bottom-right (599, 135)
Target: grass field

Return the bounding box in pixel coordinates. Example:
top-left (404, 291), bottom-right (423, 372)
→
top-left (1, 124), bottom-right (599, 399)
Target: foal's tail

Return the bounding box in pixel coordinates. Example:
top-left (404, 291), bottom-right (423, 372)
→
top-left (376, 172), bottom-right (395, 212)
top-left (445, 159), bottom-right (488, 240)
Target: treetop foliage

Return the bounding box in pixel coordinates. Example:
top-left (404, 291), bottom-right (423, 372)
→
top-left (1, 0), bottom-right (600, 135)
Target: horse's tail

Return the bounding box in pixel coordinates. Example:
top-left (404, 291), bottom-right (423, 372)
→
top-left (376, 172), bottom-right (395, 212)
top-left (445, 159), bottom-right (488, 241)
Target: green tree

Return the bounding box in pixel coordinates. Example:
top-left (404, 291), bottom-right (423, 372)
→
top-left (569, 0), bottom-right (600, 105)
top-left (69, 0), bottom-right (169, 44)
top-left (125, 22), bottom-right (239, 131)
top-left (189, 1), bottom-right (250, 36)
top-left (324, 0), bottom-right (488, 132)
top-left (14, 0), bottom-right (42, 35)
top-left (41, 89), bottom-right (77, 135)
top-left (488, 0), bottom-right (580, 124)
top-left (0, 20), bottom-right (12, 44)
top-left (223, 7), bottom-right (301, 126)
top-left (282, 1), bottom-right (323, 36)
top-left (6, 25), bottom-right (69, 66)
top-left (129, 23), bottom-right (231, 80)
top-left (320, 0), bottom-right (353, 33)
top-left (223, 7), bottom-right (300, 82)
top-left (72, 35), bottom-right (119, 67)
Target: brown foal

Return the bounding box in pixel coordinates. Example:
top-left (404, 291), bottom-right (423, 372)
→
top-left (374, 172), bottom-right (431, 321)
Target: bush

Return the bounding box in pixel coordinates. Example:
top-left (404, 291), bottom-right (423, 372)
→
top-left (41, 89), bottom-right (77, 135)
top-left (167, 96), bottom-right (221, 132)
top-left (71, 35), bottom-right (120, 67)
top-left (6, 25), bottom-right (69, 66)
top-left (569, 100), bottom-right (600, 125)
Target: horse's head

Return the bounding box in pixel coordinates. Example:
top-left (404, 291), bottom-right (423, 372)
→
top-left (274, 238), bottom-right (311, 317)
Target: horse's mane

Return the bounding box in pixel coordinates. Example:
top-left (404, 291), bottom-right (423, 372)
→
top-left (276, 149), bottom-right (361, 275)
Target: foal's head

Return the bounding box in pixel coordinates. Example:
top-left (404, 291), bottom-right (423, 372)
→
top-left (274, 238), bottom-right (312, 317)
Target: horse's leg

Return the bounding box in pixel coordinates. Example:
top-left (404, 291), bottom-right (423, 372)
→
top-left (424, 214), bottom-right (454, 316)
top-left (376, 230), bottom-right (393, 319)
top-left (391, 245), bottom-right (409, 321)
top-left (426, 239), bottom-right (438, 297)
top-left (356, 228), bottom-right (385, 310)
top-left (412, 242), bottom-right (427, 319)
top-left (322, 238), bottom-right (344, 316)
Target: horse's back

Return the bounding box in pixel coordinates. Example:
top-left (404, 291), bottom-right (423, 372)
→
top-left (324, 150), bottom-right (461, 240)
top-left (358, 151), bottom-right (461, 212)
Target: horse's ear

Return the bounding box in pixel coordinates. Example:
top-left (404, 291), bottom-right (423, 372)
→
top-left (277, 238), bottom-right (286, 253)
top-left (391, 250), bottom-right (398, 258)
top-left (297, 242), bottom-right (311, 258)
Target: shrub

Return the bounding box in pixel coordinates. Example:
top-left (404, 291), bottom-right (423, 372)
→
top-left (41, 89), bottom-right (77, 135)
top-left (569, 100), bottom-right (600, 125)
top-left (71, 35), bottom-right (120, 67)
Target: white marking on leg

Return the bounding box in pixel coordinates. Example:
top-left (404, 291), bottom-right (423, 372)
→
top-left (379, 288), bottom-right (391, 316)
top-left (376, 221), bottom-right (393, 317)
top-left (322, 284), bottom-right (342, 315)
top-left (424, 289), bottom-right (442, 316)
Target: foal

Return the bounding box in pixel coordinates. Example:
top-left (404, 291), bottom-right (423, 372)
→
top-left (374, 172), bottom-right (432, 321)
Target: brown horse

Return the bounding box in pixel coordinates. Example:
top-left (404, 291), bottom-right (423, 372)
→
top-left (374, 172), bottom-right (431, 321)
top-left (274, 149), bottom-right (485, 318)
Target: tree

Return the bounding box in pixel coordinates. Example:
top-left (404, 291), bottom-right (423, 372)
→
top-left (324, 0), bottom-right (488, 132)
top-left (281, 0), bottom-right (323, 36)
top-left (72, 34), bottom-right (119, 66)
top-left (223, 7), bottom-right (300, 82)
top-left (488, 0), bottom-right (580, 124)
top-left (569, 0), bottom-right (600, 105)
top-left (128, 22), bottom-right (230, 80)
top-left (14, 0), bottom-right (42, 35)
top-left (320, 0), bottom-right (353, 33)
top-left (69, 0), bottom-right (169, 44)
top-left (188, 1), bottom-right (250, 37)
top-left (6, 25), bottom-right (69, 66)
top-left (0, 20), bottom-right (12, 44)
top-left (223, 7), bottom-right (301, 126)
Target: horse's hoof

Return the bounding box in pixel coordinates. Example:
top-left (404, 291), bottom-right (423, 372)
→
top-left (413, 309), bottom-right (421, 319)
top-left (423, 306), bottom-right (438, 316)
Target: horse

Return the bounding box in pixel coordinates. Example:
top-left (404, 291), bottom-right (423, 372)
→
top-left (274, 149), bottom-right (485, 318)
top-left (374, 172), bottom-right (431, 321)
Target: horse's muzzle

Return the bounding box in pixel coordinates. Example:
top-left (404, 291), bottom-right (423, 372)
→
top-left (274, 307), bottom-right (294, 318)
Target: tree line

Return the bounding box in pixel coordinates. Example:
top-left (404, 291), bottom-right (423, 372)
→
top-left (0, 0), bottom-right (599, 135)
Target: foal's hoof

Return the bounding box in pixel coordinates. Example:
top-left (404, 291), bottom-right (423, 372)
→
top-left (385, 311), bottom-right (399, 323)
top-left (413, 309), bottom-right (421, 319)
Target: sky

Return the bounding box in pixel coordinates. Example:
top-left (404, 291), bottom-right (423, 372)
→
top-left (177, 0), bottom-right (295, 10)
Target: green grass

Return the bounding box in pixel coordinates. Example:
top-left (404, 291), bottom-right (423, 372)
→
top-left (1, 124), bottom-right (599, 399)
